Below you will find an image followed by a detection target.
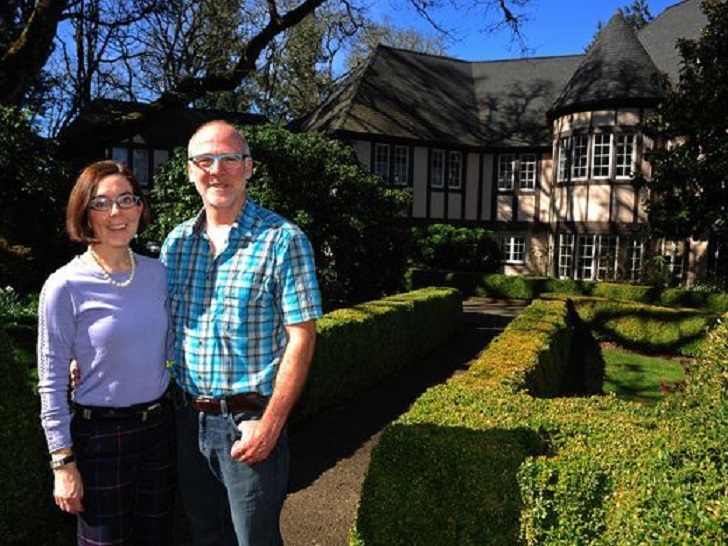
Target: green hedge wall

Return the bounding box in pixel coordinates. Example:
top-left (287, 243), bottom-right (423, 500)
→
top-left (543, 293), bottom-right (718, 356)
top-left (295, 287), bottom-right (463, 420)
top-left (352, 299), bottom-right (727, 545)
top-left (409, 270), bottom-right (728, 313)
top-left (0, 287), bottom-right (463, 543)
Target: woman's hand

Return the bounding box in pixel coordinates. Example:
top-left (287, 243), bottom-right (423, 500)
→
top-left (53, 463), bottom-right (84, 514)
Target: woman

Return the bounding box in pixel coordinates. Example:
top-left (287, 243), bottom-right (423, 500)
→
top-left (37, 160), bottom-right (175, 545)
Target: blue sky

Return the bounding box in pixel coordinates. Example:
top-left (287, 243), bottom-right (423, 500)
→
top-left (372, 0), bottom-right (679, 61)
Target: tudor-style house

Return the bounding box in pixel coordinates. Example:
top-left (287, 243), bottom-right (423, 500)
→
top-left (297, 0), bottom-right (711, 285)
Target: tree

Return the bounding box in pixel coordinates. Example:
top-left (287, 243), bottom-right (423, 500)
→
top-left (1, 0), bottom-right (531, 146)
top-left (345, 15), bottom-right (448, 71)
top-left (0, 105), bottom-right (70, 291)
top-left (639, 0), bottom-right (728, 288)
top-left (147, 125), bottom-right (412, 306)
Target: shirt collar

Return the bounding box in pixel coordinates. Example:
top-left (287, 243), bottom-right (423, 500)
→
top-left (188, 199), bottom-right (257, 240)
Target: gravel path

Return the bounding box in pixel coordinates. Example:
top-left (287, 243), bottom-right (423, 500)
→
top-left (280, 298), bottom-right (526, 546)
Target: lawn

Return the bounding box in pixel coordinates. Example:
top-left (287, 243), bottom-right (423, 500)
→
top-left (602, 345), bottom-right (688, 405)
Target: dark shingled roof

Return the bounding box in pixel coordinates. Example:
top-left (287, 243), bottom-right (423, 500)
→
top-left (638, 0), bottom-right (707, 83)
top-left (61, 99), bottom-right (267, 151)
top-left (298, 47), bottom-right (580, 148)
top-left (296, 0), bottom-right (706, 148)
top-left (550, 10), bottom-right (666, 117)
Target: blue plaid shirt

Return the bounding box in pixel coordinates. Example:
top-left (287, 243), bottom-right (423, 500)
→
top-left (160, 200), bottom-right (323, 397)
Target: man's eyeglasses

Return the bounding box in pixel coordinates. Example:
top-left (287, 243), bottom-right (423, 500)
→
top-left (88, 194), bottom-right (141, 211)
top-left (188, 153), bottom-right (249, 171)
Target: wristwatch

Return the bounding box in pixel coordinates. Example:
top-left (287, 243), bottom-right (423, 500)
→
top-left (49, 453), bottom-right (76, 469)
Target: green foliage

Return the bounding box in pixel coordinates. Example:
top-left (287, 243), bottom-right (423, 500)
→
top-left (640, 0), bottom-right (728, 287)
top-left (410, 224), bottom-right (500, 273)
top-left (296, 287), bottom-right (462, 421)
top-left (565, 295), bottom-right (717, 356)
top-left (0, 327), bottom-right (70, 544)
top-left (0, 105), bottom-right (71, 292)
top-left (411, 271), bottom-right (728, 313)
top-left (352, 300), bottom-right (727, 545)
top-left (147, 124), bottom-right (412, 306)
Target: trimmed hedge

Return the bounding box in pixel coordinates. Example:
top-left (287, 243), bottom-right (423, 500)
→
top-left (0, 287), bottom-right (463, 543)
top-left (295, 287), bottom-right (463, 420)
top-left (409, 270), bottom-right (728, 313)
top-left (544, 293), bottom-right (718, 356)
top-left (352, 299), bottom-right (727, 545)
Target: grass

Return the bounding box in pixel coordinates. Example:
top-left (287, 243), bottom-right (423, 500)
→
top-left (602, 345), bottom-right (687, 405)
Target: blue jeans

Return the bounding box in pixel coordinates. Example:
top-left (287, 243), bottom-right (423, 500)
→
top-left (175, 395), bottom-right (288, 546)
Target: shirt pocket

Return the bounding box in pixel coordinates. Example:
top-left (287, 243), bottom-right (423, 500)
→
top-left (220, 270), bottom-right (275, 332)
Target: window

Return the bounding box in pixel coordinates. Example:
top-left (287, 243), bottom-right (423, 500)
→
top-left (592, 133), bottom-right (611, 178)
top-left (661, 240), bottom-right (685, 280)
top-left (558, 234), bottom-right (575, 278)
top-left (576, 235), bottom-right (596, 280)
top-left (596, 235), bottom-right (618, 280)
top-left (629, 239), bottom-right (644, 281)
top-left (571, 135), bottom-right (589, 179)
top-left (111, 147), bottom-right (150, 187)
top-left (501, 236), bottom-right (526, 264)
top-left (497, 154), bottom-right (515, 190)
top-left (615, 134), bottom-right (635, 178)
top-left (519, 154), bottom-right (537, 190)
top-left (448, 151), bottom-right (462, 189)
top-left (430, 149), bottom-right (445, 188)
top-left (393, 146), bottom-right (409, 186)
top-left (557, 138), bottom-right (570, 182)
top-left (374, 144), bottom-right (390, 179)
top-left (133, 149), bottom-right (149, 187)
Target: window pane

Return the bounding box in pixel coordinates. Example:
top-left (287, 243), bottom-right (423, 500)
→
top-left (430, 149), bottom-right (444, 188)
top-left (571, 135), bottom-right (589, 179)
top-left (557, 138), bottom-right (569, 182)
top-left (374, 144), bottom-right (390, 179)
top-left (576, 234), bottom-right (595, 280)
top-left (448, 151), bottom-right (462, 189)
top-left (133, 149), bottom-right (149, 187)
top-left (498, 154), bottom-right (515, 190)
top-left (616, 134), bottom-right (635, 178)
top-left (111, 147), bottom-right (128, 164)
top-left (501, 236), bottom-right (526, 263)
top-left (519, 154), bottom-right (537, 189)
top-left (592, 134), bottom-right (611, 178)
top-left (629, 238), bottom-right (644, 281)
top-left (596, 235), bottom-right (618, 280)
top-left (393, 146), bottom-right (409, 186)
top-left (558, 234), bottom-right (574, 278)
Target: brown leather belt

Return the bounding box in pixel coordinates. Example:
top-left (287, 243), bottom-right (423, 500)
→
top-left (188, 392), bottom-right (265, 414)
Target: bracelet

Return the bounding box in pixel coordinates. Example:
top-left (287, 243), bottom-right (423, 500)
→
top-left (49, 454), bottom-right (76, 469)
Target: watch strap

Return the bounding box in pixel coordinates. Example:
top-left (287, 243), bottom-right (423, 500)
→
top-left (49, 453), bottom-right (76, 469)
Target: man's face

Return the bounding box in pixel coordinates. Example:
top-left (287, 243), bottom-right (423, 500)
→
top-left (187, 123), bottom-right (252, 216)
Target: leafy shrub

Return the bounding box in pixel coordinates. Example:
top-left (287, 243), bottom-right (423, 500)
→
top-left (410, 224), bottom-right (500, 273)
top-left (147, 125), bottom-right (412, 307)
top-left (0, 105), bottom-right (71, 292)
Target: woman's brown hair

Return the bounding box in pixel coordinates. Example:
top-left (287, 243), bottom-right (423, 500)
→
top-left (66, 160), bottom-right (151, 243)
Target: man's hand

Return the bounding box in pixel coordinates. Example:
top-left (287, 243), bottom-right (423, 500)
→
top-left (230, 420), bottom-right (278, 464)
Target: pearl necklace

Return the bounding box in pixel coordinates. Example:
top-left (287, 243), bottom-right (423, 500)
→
top-left (88, 247), bottom-right (136, 288)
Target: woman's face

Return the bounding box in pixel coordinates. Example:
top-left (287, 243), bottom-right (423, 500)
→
top-left (87, 174), bottom-right (143, 249)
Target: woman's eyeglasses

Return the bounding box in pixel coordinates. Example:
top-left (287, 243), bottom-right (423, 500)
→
top-left (88, 194), bottom-right (141, 211)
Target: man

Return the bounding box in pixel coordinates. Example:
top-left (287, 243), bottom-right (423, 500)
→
top-left (160, 120), bottom-right (322, 546)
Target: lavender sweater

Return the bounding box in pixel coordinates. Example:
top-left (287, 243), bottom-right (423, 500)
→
top-left (37, 253), bottom-right (172, 452)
